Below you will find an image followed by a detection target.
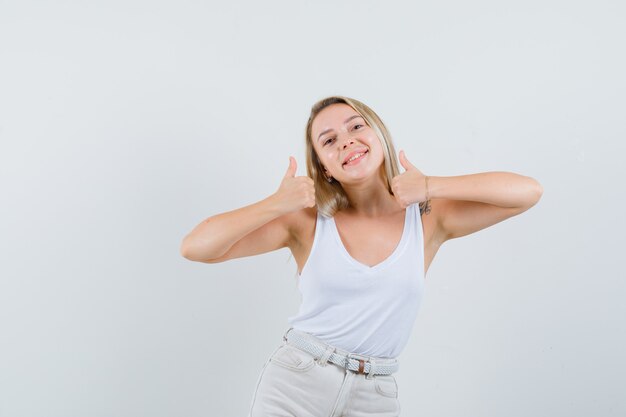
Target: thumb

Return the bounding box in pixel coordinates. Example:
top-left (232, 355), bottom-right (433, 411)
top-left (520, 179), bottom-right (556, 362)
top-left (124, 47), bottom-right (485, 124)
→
top-left (284, 156), bottom-right (297, 178)
top-left (399, 150), bottom-right (416, 171)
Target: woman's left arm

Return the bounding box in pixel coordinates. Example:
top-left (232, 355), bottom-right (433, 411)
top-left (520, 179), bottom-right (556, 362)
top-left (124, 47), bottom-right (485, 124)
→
top-left (428, 172), bottom-right (543, 240)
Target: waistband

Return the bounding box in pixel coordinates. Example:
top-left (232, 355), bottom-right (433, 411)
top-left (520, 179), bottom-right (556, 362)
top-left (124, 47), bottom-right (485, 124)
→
top-left (282, 327), bottom-right (399, 376)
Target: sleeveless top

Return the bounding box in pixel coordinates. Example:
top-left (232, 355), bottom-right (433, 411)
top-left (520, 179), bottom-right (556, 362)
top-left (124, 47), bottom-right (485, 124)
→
top-left (287, 202), bottom-right (426, 358)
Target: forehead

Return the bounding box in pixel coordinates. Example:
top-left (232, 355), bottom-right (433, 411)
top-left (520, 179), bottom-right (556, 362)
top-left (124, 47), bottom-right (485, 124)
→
top-left (311, 103), bottom-right (361, 135)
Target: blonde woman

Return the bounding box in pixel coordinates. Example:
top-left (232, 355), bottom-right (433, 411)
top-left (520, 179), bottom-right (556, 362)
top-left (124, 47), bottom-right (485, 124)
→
top-left (180, 96), bottom-right (543, 416)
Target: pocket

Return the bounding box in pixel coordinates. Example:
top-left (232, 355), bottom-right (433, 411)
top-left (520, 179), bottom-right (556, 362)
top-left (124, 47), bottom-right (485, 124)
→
top-left (374, 374), bottom-right (398, 398)
top-left (270, 344), bottom-right (317, 372)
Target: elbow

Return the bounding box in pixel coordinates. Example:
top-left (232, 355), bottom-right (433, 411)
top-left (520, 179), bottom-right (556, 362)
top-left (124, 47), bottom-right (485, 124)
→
top-left (516, 177), bottom-right (543, 211)
top-left (180, 240), bottom-right (192, 260)
top-left (180, 237), bottom-right (199, 261)
top-left (528, 178), bottom-right (544, 207)
top-left (180, 238), bottom-right (220, 263)
top-left (180, 245), bottom-right (204, 263)
top-left (534, 179), bottom-right (544, 203)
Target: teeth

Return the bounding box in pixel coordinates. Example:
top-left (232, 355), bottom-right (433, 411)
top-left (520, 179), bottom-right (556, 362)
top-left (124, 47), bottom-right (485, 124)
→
top-left (346, 152), bottom-right (365, 163)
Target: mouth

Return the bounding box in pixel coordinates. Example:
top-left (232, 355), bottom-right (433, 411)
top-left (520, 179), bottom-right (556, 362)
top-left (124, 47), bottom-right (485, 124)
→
top-left (343, 150), bottom-right (369, 167)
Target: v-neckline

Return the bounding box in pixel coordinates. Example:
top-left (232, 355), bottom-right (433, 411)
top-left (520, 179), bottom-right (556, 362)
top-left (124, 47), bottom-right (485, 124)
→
top-left (329, 205), bottom-right (411, 272)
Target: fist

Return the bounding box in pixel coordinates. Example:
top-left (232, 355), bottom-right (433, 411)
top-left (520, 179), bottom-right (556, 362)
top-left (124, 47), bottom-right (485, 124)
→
top-left (273, 156), bottom-right (316, 214)
top-left (390, 150), bottom-right (427, 208)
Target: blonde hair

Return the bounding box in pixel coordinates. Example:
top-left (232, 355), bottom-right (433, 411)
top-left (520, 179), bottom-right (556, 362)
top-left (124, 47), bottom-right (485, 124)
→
top-left (305, 95), bottom-right (426, 218)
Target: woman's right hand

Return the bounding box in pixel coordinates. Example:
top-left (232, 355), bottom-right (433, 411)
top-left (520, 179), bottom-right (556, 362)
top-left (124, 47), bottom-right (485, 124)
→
top-left (272, 156), bottom-right (316, 214)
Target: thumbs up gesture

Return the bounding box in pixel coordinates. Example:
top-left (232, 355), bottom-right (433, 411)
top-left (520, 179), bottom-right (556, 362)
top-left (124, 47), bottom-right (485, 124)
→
top-left (391, 150), bottom-right (428, 209)
top-left (272, 156), bottom-right (316, 214)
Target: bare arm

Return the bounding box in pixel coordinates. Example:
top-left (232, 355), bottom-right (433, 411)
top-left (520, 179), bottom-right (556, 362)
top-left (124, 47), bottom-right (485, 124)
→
top-left (180, 194), bottom-right (290, 263)
top-left (427, 172), bottom-right (543, 241)
top-left (428, 171), bottom-right (543, 208)
top-left (180, 156), bottom-right (315, 263)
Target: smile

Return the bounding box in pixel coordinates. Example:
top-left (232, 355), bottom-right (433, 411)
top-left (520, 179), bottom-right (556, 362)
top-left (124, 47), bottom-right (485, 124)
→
top-left (343, 150), bottom-right (368, 167)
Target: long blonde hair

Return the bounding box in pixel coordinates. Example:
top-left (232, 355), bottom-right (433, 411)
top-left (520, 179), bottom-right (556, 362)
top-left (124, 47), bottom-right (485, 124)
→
top-left (305, 96), bottom-right (424, 218)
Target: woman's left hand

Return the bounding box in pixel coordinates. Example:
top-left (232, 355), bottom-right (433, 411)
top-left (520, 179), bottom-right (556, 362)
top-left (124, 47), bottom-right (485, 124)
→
top-left (391, 150), bottom-right (428, 209)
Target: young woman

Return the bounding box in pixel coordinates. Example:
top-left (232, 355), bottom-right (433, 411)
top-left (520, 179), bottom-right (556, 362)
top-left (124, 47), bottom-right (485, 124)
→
top-left (180, 96), bottom-right (543, 416)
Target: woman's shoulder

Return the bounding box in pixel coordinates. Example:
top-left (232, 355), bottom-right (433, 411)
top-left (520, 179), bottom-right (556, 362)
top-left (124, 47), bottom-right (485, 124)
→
top-left (285, 205), bottom-right (318, 222)
top-left (284, 206), bottom-right (318, 247)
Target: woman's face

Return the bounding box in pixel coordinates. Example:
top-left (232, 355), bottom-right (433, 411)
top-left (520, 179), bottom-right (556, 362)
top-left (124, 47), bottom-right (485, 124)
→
top-left (311, 103), bottom-right (384, 184)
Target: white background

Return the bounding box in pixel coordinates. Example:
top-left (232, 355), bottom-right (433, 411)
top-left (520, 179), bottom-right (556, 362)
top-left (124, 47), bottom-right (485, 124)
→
top-left (1, 1), bottom-right (624, 416)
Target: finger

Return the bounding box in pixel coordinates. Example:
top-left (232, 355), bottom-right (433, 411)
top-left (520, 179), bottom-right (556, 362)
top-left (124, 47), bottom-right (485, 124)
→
top-left (284, 156), bottom-right (297, 178)
top-left (399, 150), bottom-right (415, 171)
top-left (392, 190), bottom-right (404, 208)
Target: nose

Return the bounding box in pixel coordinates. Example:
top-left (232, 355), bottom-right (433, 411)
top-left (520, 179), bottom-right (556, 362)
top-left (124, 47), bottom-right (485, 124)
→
top-left (339, 134), bottom-right (355, 149)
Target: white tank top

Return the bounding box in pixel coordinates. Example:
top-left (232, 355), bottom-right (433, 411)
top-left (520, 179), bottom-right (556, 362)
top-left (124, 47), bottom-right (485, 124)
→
top-left (287, 202), bottom-right (426, 358)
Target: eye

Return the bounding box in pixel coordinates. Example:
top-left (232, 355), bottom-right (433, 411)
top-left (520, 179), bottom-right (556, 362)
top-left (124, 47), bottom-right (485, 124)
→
top-left (322, 124), bottom-right (363, 146)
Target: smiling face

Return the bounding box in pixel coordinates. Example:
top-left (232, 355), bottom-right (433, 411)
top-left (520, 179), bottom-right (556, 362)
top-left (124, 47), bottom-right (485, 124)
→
top-left (311, 103), bottom-right (385, 184)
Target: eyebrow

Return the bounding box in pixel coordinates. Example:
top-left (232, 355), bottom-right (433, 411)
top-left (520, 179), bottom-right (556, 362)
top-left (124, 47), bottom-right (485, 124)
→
top-left (317, 115), bottom-right (364, 142)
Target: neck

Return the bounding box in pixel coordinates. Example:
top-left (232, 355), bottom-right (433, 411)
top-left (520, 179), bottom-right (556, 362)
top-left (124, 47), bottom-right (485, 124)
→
top-left (339, 170), bottom-right (401, 217)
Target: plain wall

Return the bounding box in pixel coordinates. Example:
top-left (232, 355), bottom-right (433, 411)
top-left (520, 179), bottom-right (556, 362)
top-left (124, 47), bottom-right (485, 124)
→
top-left (1, 0), bottom-right (624, 416)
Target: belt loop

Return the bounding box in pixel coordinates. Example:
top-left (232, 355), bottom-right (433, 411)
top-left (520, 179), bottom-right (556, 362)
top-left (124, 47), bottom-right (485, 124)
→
top-left (366, 358), bottom-right (377, 379)
top-left (317, 345), bottom-right (335, 367)
top-left (344, 354), bottom-right (352, 373)
top-left (282, 327), bottom-right (293, 343)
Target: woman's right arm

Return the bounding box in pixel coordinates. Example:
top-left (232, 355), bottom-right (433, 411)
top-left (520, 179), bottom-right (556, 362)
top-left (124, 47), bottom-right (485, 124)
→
top-left (180, 156), bottom-right (315, 263)
top-left (179, 194), bottom-right (291, 263)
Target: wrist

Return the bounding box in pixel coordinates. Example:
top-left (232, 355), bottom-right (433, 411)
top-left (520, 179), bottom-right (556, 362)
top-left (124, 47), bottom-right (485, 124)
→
top-left (263, 193), bottom-right (288, 217)
top-left (425, 176), bottom-right (443, 199)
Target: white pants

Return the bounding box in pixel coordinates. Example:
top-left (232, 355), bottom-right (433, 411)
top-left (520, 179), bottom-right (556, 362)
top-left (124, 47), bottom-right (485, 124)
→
top-left (248, 328), bottom-right (401, 417)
